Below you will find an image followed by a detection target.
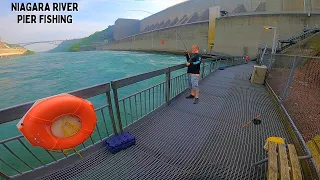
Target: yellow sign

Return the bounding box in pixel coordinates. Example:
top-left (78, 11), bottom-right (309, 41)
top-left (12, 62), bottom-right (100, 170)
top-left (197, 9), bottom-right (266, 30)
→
top-left (208, 6), bottom-right (220, 51)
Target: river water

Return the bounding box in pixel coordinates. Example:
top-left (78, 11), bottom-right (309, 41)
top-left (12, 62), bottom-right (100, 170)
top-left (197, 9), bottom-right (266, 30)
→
top-left (0, 50), bottom-right (186, 139)
top-left (0, 51), bottom-right (184, 109)
top-left (0, 51), bottom-right (187, 177)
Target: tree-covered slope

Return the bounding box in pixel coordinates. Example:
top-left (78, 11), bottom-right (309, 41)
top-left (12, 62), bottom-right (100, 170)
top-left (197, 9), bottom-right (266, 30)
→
top-left (47, 39), bottom-right (82, 53)
top-left (48, 25), bottom-right (114, 52)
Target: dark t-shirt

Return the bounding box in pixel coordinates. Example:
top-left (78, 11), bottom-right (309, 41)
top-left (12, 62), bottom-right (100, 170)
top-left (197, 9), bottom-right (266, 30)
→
top-left (185, 53), bottom-right (202, 74)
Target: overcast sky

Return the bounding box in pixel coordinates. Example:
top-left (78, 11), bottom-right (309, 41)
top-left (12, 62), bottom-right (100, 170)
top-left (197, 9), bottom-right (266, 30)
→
top-left (0, 0), bottom-right (186, 51)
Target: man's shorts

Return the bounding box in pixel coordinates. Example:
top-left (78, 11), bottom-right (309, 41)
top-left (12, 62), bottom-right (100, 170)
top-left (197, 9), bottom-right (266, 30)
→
top-left (188, 74), bottom-right (199, 91)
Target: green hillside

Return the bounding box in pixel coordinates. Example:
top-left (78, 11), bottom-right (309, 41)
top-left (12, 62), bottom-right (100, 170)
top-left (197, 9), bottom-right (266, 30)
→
top-left (47, 39), bottom-right (82, 53)
top-left (68, 25), bottom-right (114, 52)
top-left (48, 25), bottom-right (114, 52)
top-left (23, 50), bottom-right (36, 56)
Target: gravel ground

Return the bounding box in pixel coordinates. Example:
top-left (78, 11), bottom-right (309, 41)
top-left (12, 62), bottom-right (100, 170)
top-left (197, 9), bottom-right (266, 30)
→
top-left (267, 59), bottom-right (320, 141)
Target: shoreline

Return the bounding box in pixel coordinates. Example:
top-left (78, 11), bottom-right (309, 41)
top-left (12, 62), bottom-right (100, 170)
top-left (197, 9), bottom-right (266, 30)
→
top-left (0, 54), bottom-right (23, 59)
top-left (99, 49), bottom-right (218, 59)
top-left (0, 53), bottom-right (35, 59)
top-left (47, 49), bottom-right (216, 59)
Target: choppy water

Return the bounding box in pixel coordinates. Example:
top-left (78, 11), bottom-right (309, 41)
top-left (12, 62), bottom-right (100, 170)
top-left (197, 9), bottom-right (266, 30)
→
top-left (0, 51), bottom-right (183, 109)
top-left (0, 51), bottom-right (186, 177)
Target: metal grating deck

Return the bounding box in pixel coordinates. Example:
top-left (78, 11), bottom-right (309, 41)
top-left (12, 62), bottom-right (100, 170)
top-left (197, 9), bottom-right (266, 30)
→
top-left (35, 63), bottom-right (293, 180)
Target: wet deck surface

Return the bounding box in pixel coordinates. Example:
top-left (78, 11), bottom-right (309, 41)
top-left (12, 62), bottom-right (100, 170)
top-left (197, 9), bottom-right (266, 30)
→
top-left (37, 63), bottom-right (292, 180)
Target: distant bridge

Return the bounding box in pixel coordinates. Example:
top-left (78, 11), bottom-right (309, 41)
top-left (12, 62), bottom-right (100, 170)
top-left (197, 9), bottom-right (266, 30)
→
top-left (14, 40), bottom-right (68, 47)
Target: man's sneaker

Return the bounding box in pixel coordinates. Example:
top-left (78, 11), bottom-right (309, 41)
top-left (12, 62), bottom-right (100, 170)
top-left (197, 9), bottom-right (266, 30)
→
top-left (193, 98), bottom-right (199, 104)
top-left (186, 95), bottom-right (194, 99)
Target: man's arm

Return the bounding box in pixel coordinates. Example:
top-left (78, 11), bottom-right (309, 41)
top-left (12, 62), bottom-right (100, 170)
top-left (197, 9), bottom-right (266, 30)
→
top-left (185, 52), bottom-right (190, 62)
top-left (191, 55), bottom-right (202, 65)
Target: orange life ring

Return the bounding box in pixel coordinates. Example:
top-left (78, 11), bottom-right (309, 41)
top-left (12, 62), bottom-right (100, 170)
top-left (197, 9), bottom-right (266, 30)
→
top-left (17, 94), bottom-right (97, 150)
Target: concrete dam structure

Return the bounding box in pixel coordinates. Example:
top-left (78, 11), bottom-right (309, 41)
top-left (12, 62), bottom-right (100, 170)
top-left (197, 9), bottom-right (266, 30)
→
top-left (102, 0), bottom-right (320, 57)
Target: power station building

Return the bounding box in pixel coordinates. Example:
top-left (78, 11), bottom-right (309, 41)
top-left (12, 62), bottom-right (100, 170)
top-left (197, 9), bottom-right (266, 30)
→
top-left (105, 0), bottom-right (320, 56)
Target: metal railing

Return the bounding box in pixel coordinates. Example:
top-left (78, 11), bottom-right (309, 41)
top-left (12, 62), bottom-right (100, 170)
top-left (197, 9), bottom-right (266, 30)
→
top-left (278, 28), bottom-right (320, 51)
top-left (0, 83), bottom-right (117, 179)
top-left (260, 53), bottom-right (320, 178)
top-left (0, 56), bottom-right (244, 179)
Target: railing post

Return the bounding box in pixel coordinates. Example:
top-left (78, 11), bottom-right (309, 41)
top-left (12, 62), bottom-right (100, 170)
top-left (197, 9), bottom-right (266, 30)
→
top-left (209, 61), bottom-right (212, 74)
top-left (106, 91), bottom-right (118, 135)
top-left (201, 61), bottom-right (205, 79)
top-left (0, 172), bottom-right (10, 180)
top-left (165, 68), bottom-right (171, 105)
top-left (111, 86), bottom-right (124, 133)
top-left (260, 44), bottom-right (267, 65)
top-left (281, 56), bottom-right (297, 102)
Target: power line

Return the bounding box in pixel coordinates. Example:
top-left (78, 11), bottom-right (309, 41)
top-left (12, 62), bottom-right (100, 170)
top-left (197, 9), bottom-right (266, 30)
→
top-left (125, 10), bottom-right (154, 15)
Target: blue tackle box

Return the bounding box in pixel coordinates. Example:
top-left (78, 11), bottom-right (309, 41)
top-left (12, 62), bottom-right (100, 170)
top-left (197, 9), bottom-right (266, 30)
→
top-left (105, 132), bottom-right (136, 154)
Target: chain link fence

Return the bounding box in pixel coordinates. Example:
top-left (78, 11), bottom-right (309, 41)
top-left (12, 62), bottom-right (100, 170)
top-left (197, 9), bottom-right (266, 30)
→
top-left (260, 52), bottom-right (320, 142)
top-left (259, 52), bottom-right (320, 178)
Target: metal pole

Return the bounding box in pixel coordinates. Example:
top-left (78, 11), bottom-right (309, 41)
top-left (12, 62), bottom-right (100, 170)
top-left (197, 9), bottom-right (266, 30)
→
top-left (151, 32), bottom-right (154, 49)
top-left (281, 56), bottom-right (297, 102)
top-left (201, 62), bottom-right (205, 79)
top-left (308, 0), bottom-right (311, 16)
top-left (176, 31), bottom-right (178, 50)
top-left (252, 155), bottom-right (312, 166)
top-left (112, 88), bottom-right (123, 133)
top-left (165, 68), bottom-right (171, 105)
top-left (106, 91), bottom-right (118, 135)
top-left (260, 43), bottom-right (268, 65)
top-left (272, 27), bottom-right (277, 54)
top-left (0, 171), bottom-right (10, 180)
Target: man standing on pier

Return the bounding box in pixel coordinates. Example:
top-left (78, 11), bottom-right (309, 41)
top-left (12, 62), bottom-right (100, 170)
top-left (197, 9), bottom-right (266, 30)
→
top-left (185, 45), bottom-right (202, 104)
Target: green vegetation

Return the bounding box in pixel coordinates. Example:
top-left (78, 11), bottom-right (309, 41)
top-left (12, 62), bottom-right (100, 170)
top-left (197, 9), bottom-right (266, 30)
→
top-left (47, 39), bottom-right (81, 53)
top-left (68, 25), bottom-right (114, 52)
top-left (48, 25), bottom-right (114, 53)
top-left (23, 50), bottom-right (36, 56)
top-left (310, 37), bottom-right (320, 56)
top-left (68, 42), bottom-right (81, 52)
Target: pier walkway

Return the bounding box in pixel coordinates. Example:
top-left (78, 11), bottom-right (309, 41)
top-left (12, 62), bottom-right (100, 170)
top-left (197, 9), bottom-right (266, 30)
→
top-left (29, 63), bottom-right (293, 180)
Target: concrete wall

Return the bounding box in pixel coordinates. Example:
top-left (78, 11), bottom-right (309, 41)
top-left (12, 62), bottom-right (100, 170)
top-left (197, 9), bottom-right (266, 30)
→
top-left (283, 0), bottom-right (304, 11)
top-left (266, 0), bottom-right (320, 12)
top-left (312, 0), bottom-right (320, 11)
top-left (102, 22), bottom-right (209, 53)
top-left (102, 14), bottom-right (320, 57)
top-left (117, 0), bottom-right (319, 38)
top-left (139, 0), bottom-right (320, 33)
top-left (214, 14), bottom-right (320, 57)
top-left (139, 0), bottom-right (320, 31)
top-left (139, 0), bottom-right (262, 32)
top-left (114, 19), bottom-right (140, 40)
top-left (266, 0), bottom-right (283, 12)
